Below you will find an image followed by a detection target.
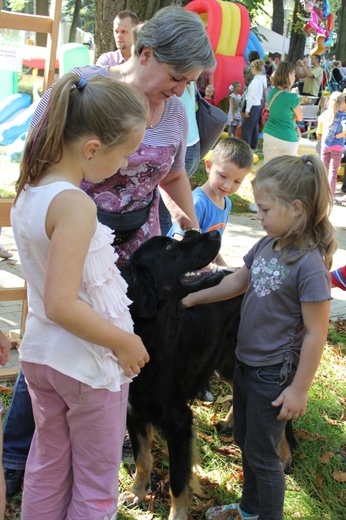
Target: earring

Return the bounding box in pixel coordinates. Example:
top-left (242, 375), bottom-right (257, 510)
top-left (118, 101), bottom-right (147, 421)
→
top-left (88, 156), bottom-right (92, 161)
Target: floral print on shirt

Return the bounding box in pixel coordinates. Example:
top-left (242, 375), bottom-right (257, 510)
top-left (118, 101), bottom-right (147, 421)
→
top-left (251, 257), bottom-right (290, 298)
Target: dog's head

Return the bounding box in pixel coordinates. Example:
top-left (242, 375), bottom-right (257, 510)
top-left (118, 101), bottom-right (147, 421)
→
top-left (122, 231), bottom-right (224, 318)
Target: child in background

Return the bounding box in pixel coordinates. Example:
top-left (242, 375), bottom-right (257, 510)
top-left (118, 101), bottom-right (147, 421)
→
top-left (317, 91), bottom-right (346, 195)
top-left (228, 81), bottom-right (242, 137)
top-left (204, 84), bottom-right (215, 105)
top-left (184, 155), bottom-right (337, 519)
top-left (11, 73), bottom-right (150, 519)
top-left (168, 137), bottom-right (253, 266)
top-left (0, 330), bottom-right (11, 519)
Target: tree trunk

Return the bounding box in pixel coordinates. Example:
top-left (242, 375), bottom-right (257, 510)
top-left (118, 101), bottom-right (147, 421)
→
top-left (335, 0), bottom-right (346, 63)
top-left (69, 0), bottom-right (82, 43)
top-left (272, 0), bottom-right (284, 35)
top-left (287, 0), bottom-right (306, 63)
top-left (94, 0), bottom-right (179, 63)
top-left (34, 0), bottom-right (49, 47)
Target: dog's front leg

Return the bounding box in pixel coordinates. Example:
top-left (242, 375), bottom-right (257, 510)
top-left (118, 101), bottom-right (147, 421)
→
top-left (165, 408), bottom-right (195, 520)
top-left (120, 419), bottom-right (153, 506)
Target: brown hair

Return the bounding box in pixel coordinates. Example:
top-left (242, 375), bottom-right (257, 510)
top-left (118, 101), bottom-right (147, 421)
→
top-left (272, 61), bottom-right (296, 89)
top-left (16, 73), bottom-right (148, 200)
top-left (211, 137), bottom-right (253, 171)
top-left (115, 10), bottom-right (139, 26)
top-left (252, 155), bottom-right (337, 268)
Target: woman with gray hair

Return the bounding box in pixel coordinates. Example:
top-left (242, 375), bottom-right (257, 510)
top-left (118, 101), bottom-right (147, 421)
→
top-left (30, 6), bottom-right (216, 267)
top-left (2, 6), bottom-right (216, 499)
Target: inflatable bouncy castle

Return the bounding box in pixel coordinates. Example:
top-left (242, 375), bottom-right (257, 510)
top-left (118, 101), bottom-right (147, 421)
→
top-left (185, 0), bottom-right (251, 106)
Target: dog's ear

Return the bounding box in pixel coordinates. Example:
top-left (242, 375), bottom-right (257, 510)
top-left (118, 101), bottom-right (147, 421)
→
top-left (126, 265), bottom-right (157, 318)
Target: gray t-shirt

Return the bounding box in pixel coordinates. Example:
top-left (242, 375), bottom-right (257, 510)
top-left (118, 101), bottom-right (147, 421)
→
top-left (236, 236), bottom-right (331, 368)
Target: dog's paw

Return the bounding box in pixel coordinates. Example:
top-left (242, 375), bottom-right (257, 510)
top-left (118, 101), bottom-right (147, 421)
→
top-left (119, 490), bottom-right (141, 507)
top-left (215, 418), bottom-right (234, 435)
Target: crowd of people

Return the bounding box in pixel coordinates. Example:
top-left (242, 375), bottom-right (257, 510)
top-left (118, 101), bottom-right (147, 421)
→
top-left (0, 6), bottom-right (345, 520)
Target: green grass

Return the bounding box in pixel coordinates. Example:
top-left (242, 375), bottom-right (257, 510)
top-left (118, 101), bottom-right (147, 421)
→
top-left (2, 325), bottom-right (346, 520)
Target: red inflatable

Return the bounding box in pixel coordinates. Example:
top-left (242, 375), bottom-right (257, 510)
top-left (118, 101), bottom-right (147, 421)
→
top-left (185, 0), bottom-right (250, 106)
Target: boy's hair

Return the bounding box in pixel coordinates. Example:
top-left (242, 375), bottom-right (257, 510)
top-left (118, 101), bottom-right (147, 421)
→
top-left (16, 73), bottom-right (148, 200)
top-left (253, 155), bottom-right (337, 267)
top-left (210, 137), bottom-right (253, 171)
top-left (248, 50), bottom-right (260, 63)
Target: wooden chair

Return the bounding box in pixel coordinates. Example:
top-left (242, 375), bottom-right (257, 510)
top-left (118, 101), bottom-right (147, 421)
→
top-left (0, 199), bottom-right (27, 339)
top-left (0, 0), bottom-right (62, 91)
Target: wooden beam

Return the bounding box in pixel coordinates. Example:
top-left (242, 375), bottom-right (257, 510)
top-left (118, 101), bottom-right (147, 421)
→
top-left (0, 288), bottom-right (27, 302)
top-left (0, 200), bottom-right (13, 228)
top-left (0, 11), bottom-right (53, 33)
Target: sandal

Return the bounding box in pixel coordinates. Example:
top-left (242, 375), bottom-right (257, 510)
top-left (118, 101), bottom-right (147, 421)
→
top-left (0, 247), bottom-right (13, 259)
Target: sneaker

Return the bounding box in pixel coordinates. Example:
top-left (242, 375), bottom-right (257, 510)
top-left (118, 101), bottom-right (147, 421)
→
top-left (205, 503), bottom-right (259, 520)
top-left (0, 247), bottom-right (13, 259)
top-left (334, 197), bottom-right (346, 206)
top-left (248, 202), bottom-right (258, 213)
top-left (205, 503), bottom-right (242, 519)
top-left (4, 468), bottom-right (24, 496)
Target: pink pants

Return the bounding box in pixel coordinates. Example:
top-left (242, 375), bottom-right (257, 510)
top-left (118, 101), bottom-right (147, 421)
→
top-left (21, 362), bottom-right (129, 520)
top-left (321, 146), bottom-right (343, 195)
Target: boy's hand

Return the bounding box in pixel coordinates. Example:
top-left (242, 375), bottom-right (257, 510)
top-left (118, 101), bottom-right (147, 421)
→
top-left (272, 385), bottom-right (308, 421)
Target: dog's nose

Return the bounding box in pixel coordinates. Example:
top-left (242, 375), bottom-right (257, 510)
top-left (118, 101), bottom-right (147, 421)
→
top-left (209, 230), bottom-right (221, 239)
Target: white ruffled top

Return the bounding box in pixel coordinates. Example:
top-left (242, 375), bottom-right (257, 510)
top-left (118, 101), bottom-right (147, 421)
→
top-left (12, 182), bottom-right (134, 391)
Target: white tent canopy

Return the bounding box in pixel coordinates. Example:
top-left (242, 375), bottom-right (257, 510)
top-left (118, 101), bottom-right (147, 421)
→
top-left (254, 25), bottom-right (311, 57)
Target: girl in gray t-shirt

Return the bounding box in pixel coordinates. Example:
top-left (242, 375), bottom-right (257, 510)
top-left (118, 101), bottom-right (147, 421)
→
top-left (184, 154), bottom-right (337, 520)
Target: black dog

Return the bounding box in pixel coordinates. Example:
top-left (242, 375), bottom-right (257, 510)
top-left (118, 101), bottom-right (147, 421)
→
top-left (121, 231), bottom-right (293, 519)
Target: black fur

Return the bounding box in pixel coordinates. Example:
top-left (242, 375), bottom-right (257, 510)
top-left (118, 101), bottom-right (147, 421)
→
top-left (121, 231), bottom-right (242, 519)
top-left (121, 231), bottom-right (294, 519)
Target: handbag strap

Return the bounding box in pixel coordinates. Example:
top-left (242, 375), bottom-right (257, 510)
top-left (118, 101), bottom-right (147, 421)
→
top-left (268, 89), bottom-right (285, 110)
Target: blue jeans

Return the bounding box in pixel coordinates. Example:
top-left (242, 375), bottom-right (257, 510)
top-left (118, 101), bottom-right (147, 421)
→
top-left (241, 105), bottom-right (262, 150)
top-left (185, 142), bottom-right (201, 179)
top-left (3, 370), bottom-right (34, 471)
top-left (233, 360), bottom-right (295, 520)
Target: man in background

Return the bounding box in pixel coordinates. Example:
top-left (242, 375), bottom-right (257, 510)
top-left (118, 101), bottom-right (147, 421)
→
top-left (96, 10), bottom-right (139, 66)
top-left (298, 54), bottom-right (323, 99)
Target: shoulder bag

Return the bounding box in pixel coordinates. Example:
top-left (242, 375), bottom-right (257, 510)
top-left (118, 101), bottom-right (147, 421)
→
top-left (196, 89), bottom-right (228, 160)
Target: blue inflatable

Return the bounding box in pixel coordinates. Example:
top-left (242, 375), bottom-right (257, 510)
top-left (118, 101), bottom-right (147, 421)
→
top-left (245, 31), bottom-right (265, 63)
top-left (0, 93), bottom-right (32, 125)
top-left (0, 101), bottom-right (38, 146)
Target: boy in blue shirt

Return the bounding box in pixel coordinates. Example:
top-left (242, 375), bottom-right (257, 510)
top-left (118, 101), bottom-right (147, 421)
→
top-left (168, 137), bottom-right (253, 266)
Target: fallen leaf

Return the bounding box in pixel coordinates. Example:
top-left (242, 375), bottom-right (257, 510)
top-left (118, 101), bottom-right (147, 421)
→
top-left (316, 473), bottom-right (324, 491)
top-left (333, 471), bottom-right (346, 483)
top-left (319, 452), bottom-right (335, 464)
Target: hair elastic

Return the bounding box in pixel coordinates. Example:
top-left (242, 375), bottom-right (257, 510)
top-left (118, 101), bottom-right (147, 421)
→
top-left (301, 155), bottom-right (308, 163)
top-left (76, 77), bottom-right (87, 90)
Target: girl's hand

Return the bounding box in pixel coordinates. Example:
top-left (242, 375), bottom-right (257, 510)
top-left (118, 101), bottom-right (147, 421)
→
top-left (272, 385), bottom-right (308, 421)
top-left (116, 334), bottom-right (150, 378)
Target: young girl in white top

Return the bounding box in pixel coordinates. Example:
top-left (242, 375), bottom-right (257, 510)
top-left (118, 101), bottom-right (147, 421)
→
top-left (184, 154), bottom-right (337, 520)
top-left (11, 73), bottom-right (150, 520)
